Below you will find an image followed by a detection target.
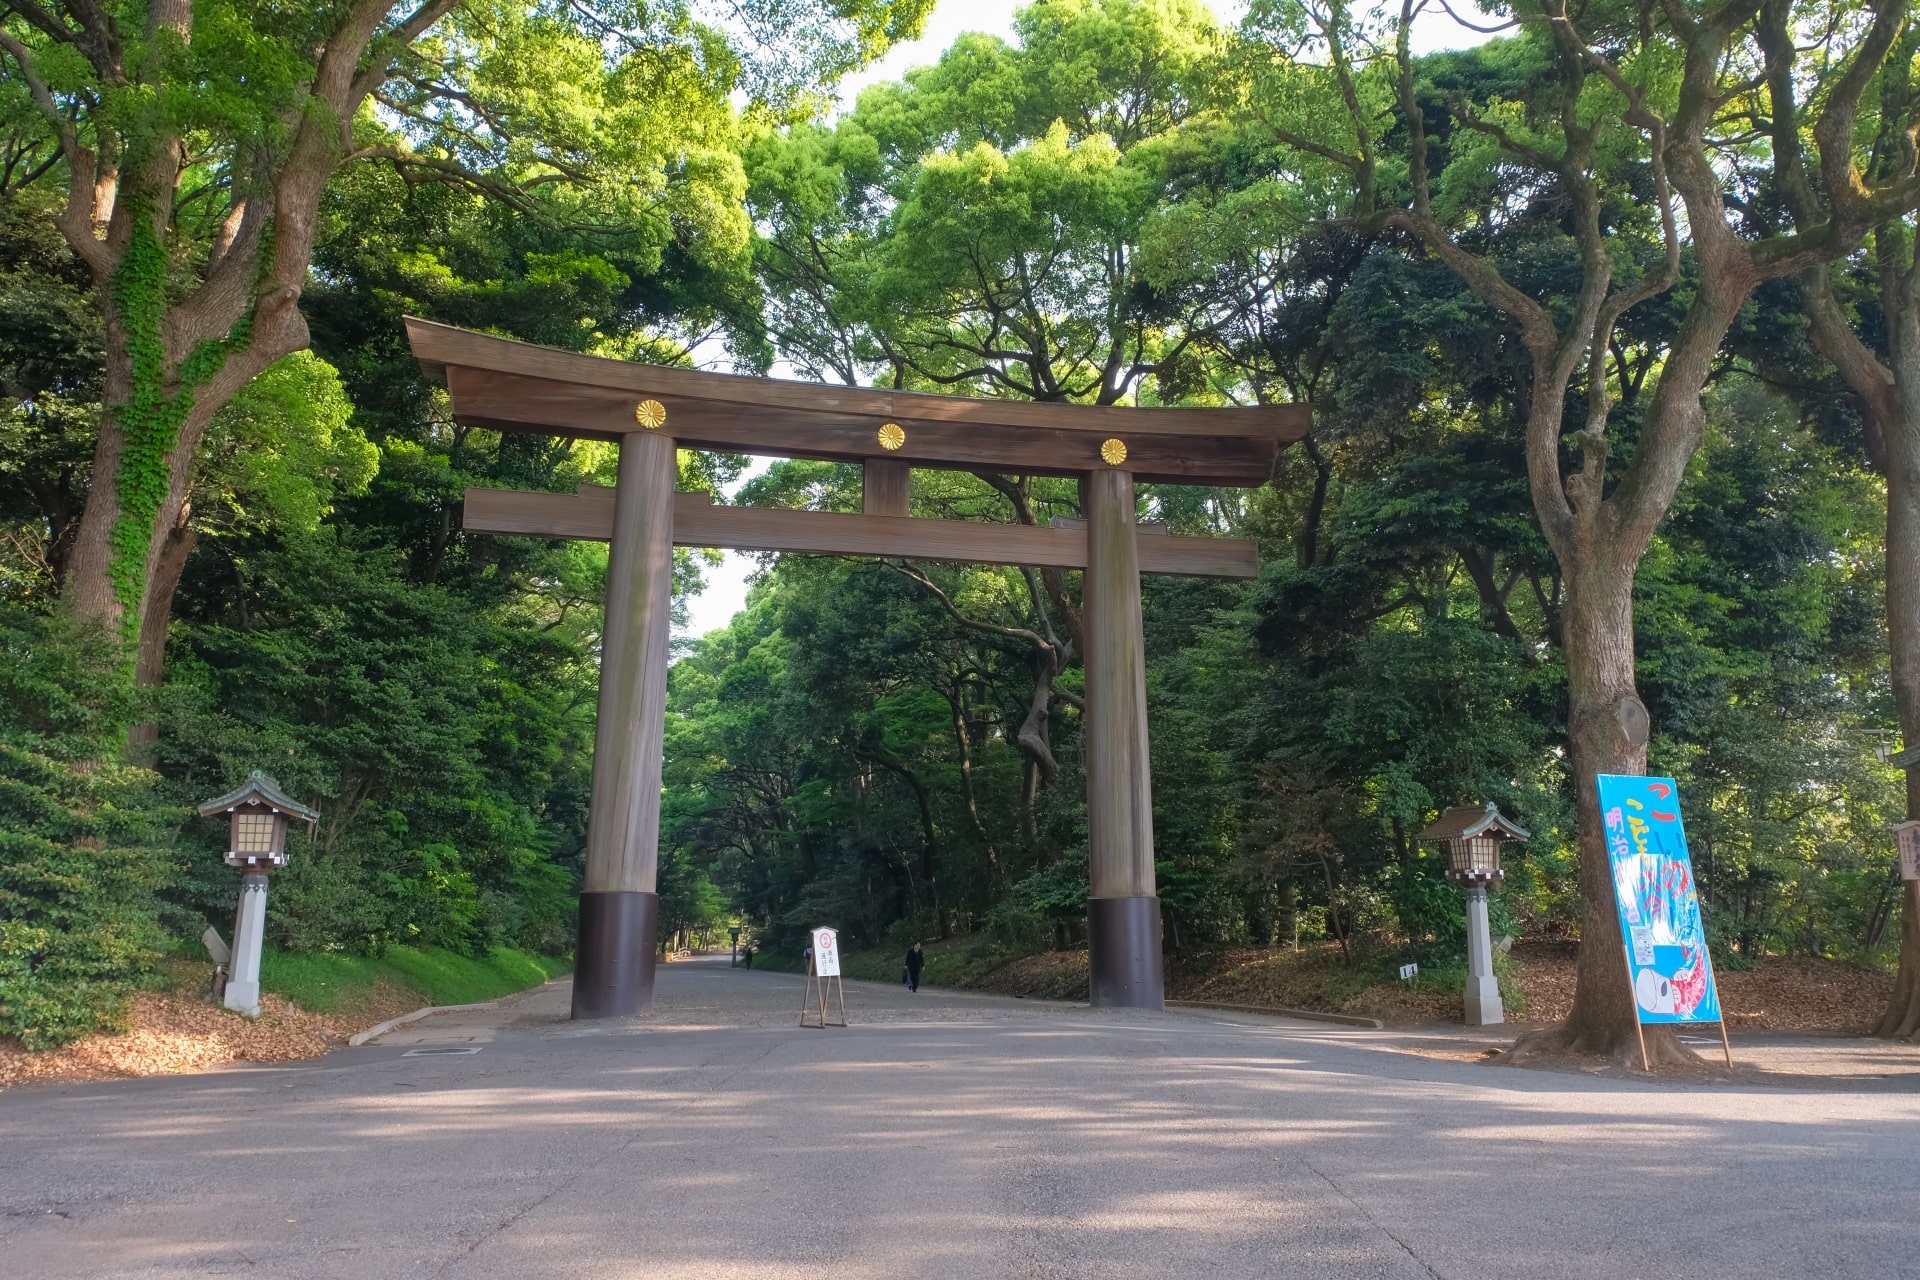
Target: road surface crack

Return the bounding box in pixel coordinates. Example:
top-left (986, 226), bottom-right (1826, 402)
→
top-left (1303, 1160), bottom-right (1446, 1280)
top-left (427, 1037), bottom-right (785, 1275)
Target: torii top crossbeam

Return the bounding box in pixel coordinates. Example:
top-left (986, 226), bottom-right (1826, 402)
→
top-left (406, 316), bottom-right (1308, 1021)
top-left (406, 318), bottom-right (1308, 486)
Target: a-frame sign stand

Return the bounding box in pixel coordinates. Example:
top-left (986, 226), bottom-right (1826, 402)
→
top-left (800, 927), bottom-right (847, 1029)
top-left (405, 318), bottom-right (1309, 1020)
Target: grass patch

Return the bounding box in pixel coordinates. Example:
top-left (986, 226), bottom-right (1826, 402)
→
top-left (839, 935), bottom-right (1006, 988)
top-left (258, 945), bottom-right (569, 1016)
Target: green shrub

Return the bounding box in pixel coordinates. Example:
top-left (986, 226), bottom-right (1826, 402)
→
top-left (0, 612), bottom-right (180, 1048)
top-left (979, 899), bottom-right (1047, 959)
top-left (1388, 858), bottom-right (1517, 969)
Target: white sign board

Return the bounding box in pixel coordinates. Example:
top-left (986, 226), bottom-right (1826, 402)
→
top-left (811, 927), bottom-right (841, 977)
top-left (1897, 822), bottom-right (1920, 882)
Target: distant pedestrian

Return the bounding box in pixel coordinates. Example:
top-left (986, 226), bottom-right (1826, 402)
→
top-left (905, 942), bottom-right (925, 993)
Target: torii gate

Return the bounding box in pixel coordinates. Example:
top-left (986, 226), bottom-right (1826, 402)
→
top-left (406, 319), bottom-right (1309, 1018)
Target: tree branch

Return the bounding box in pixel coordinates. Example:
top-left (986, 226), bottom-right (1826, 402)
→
top-left (0, 27), bottom-right (111, 277)
top-left (888, 562), bottom-right (1052, 653)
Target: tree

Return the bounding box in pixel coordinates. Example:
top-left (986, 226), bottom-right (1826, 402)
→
top-left (1772, 22), bottom-right (1920, 1035)
top-left (129, 350), bottom-right (377, 741)
top-left (0, 0), bottom-right (932, 682)
top-left (1247, 0), bottom-right (1920, 1061)
top-left (744, 0), bottom-right (1249, 846)
top-left (0, 187), bottom-right (98, 601)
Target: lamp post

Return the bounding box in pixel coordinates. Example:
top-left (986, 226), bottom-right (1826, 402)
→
top-left (197, 771), bottom-right (318, 1017)
top-left (1415, 802), bottom-right (1529, 1026)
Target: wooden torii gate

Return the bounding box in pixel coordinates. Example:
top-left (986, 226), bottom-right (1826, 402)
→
top-left (406, 318), bottom-right (1309, 1017)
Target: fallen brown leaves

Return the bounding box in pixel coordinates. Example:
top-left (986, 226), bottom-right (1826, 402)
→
top-left (0, 978), bottom-right (424, 1093)
top-left (1510, 940), bottom-right (1577, 1023)
top-left (1403, 1047), bottom-right (1504, 1063)
top-left (1504, 944), bottom-right (1893, 1032)
top-left (1171, 947), bottom-right (1338, 1007)
top-left (1341, 983), bottom-right (1462, 1025)
top-left (1717, 958), bottom-right (1894, 1033)
top-left (971, 939), bottom-right (1900, 1033)
top-left (962, 950), bottom-right (1090, 1001)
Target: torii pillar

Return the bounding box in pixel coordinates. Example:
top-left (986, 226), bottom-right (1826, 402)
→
top-left (1084, 469), bottom-right (1163, 1008)
top-left (573, 427), bottom-right (677, 1018)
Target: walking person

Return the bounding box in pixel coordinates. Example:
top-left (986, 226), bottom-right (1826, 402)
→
top-left (905, 942), bottom-right (925, 993)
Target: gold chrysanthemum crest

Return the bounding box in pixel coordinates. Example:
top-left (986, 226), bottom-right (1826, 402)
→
top-left (635, 399), bottom-right (667, 429)
top-left (1100, 437), bottom-right (1128, 466)
top-left (877, 422), bottom-right (906, 451)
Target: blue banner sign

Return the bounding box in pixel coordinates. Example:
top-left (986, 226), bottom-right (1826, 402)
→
top-left (1596, 774), bottom-right (1722, 1025)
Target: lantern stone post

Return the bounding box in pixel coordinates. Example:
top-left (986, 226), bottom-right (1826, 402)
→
top-left (198, 772), bottom-right (318, 1018)
top-left (1461, 885), bottom-right (1498, 1024)
top-left (1415, 803), bottom-right (1529, 1027)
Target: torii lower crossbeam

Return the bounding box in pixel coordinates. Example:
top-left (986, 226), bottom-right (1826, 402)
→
top-left (462, 486), bottom-right (1261, 579)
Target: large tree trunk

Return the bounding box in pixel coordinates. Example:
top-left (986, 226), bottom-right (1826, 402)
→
top-left (25, 0), bottom-right (438, 653)
top-left (946, 688), bottom-right (999, 889)
top-left (65, 308), bottom-right (293, 645)
top-left (124, 505), bottom-right (197, 762)
top-left (1534, 562), bottom-right (1688, 1063)
top-left (61, 329), bottom-right (134, 627)
top-left (1801, 241), bottom-right (1920, 1038)
top-left (1872, 303), bottom-right (1920, 1037)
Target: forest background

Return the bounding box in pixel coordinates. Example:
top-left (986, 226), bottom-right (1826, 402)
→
top-left (1, 0), bottom-right (1914, 1050)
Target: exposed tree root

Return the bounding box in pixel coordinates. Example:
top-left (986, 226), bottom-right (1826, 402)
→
top-left (1872, 884), bottom-right (1920, 1040)
top-left (1501, 1019), bottom-right (1712, 1072)
top-left (1871, 981), bottom-right (1920, 1040)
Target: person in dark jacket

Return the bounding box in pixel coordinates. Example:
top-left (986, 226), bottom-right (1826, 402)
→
top-left (905, 942), bottom-right (925, 993)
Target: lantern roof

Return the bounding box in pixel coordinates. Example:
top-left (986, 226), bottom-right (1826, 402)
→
top-left (1415, 802), bottom-right (1529, 845)
top-left (197, 770), bottom-right (319, 821)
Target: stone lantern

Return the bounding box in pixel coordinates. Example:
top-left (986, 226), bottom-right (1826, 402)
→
top-left (1415, 802), bottom-right (1529, 1026)
top-left (198, 771), bottom-right (318, 1017)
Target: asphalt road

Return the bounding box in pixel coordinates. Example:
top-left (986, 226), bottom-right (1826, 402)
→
top-left (3, 957), bottom-right (1916, 1279)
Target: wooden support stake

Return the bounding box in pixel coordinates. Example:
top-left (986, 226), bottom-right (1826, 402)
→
top-left (1702, 945), bottom-right (1734, 1069)
top-left (1623, 943), bottom-right (1650, 1072)
top-left (801, 958), bottom-right (821, 1027)
top-left (799, 957), bottom-right (847, 1028)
